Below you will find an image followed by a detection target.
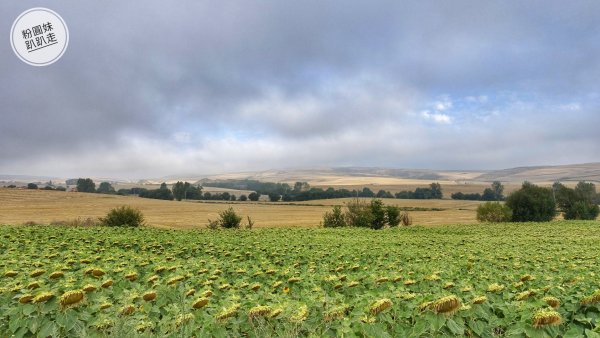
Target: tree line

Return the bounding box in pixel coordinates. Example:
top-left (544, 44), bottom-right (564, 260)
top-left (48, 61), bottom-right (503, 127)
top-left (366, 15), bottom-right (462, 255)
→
top-left (477, 181), bottom-right (599, 222)
top-left (451, 181), bottom-right (505, 201)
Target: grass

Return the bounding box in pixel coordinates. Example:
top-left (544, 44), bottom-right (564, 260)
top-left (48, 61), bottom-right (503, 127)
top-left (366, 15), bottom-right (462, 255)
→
top-left (0, 188), bottom-right (484, 229)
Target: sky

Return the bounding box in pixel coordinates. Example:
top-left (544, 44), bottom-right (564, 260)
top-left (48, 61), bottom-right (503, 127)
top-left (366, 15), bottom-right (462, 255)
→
top-left (1, 1), bottom-right (599, 179)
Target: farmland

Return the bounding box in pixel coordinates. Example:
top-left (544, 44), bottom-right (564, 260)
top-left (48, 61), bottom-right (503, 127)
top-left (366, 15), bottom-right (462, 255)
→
top-left (1, 222), bottom-right (600, 337)
top-left (0, 189), bottom-right (483, 228)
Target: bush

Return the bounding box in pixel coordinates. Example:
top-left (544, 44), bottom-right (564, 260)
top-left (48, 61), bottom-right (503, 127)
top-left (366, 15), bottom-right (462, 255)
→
top-left (345, 199), bottom-right (374, 228)
top-left (322, 205), bottom-right (347, 228)
top-left (322, 199), bottom-right (410, 229)
top-left (248, 192), bottom-right (260, 201)
top-left (506, 182), bottom-right (556, 222)
top-left (399, 212), bottom-right (412, 226)
top-left (385, 205), bottom-right (401, 227)
top-left (245, 216), bottom-right (255, 229)
top-left (100, 205), bottom-right (145, 227)
top-left (216, 207), bottom-right (242, 229)
top-left (476, 202), bottom-right (512, 223)
top-left (555, 181), bottom-right (600, 220)
top-left (27, 183), bottom-right (38, 189)
top-left (239, 195), bottom-right (248, 201)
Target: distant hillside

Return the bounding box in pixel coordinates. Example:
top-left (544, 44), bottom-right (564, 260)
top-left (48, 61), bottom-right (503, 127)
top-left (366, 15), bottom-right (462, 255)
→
top-left (473, 163), bottom-right (600, 183)
top-left (2, 162), bottom-right (599, 187)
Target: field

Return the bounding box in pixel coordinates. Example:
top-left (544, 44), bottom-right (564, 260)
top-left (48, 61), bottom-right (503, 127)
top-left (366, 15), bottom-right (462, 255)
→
top-left (0, 189), bottom-right (484, 228)
top-left (1, 222), bottom-right (600, 337)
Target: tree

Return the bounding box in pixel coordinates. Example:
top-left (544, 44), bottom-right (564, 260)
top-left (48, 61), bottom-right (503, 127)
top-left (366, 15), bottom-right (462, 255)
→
top-left (221, 192), bottom-right (231, 201)
top-left (429, 183), bottom-right (443, 199)
top-left (359, 187), bottom-right (375, 198)
top-left (268, 193), bottom-right (281, 202)
top-left (476, 202), bottom-right (512, 222)
top-left (248, 192), bottom-right (260, 201)
top-left (370, 199), bottom-right (387, 230)
top-left (27, 183), bottom-right (38, 189)
top-left (506, 182), bottom-right (556, 222)
top-left (555, 181), bottom-right (599, 220)
top-left (172, 181), bottom-right (191, 201)
top-left (97, 182), bottom-right (115, 194)
top-left (76, 178), bottom-right (96, 193)
top-left (322, 205), bottom-right (347, 228)
top-left (491, 181), bottom-right (505, 201)
top-left (239, 194), bottom-right (248, 202)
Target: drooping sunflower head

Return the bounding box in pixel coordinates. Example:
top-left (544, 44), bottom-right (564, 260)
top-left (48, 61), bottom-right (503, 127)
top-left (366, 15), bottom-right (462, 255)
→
top-left (532, 309), bottom-right (561, 328)
top-left (472, 296), bottom-right (487, 305)
top-left (33, 292), bottom-right (54, 303)
top-left (431, 295), bottom-right (461, 316)
top-left (248, 305), bottom-right (272, 319)
top-left (142, 291), bottom-right (157, 301)
top-left (60, 290), bottom-right (84, 309)
top-left (543, 296), bottom-right (560, 309)
top-left (369, 298), bottom-right (392, 315)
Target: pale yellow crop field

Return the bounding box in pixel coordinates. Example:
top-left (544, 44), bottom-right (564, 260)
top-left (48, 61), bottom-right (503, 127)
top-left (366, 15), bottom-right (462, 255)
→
top-left (0, 189), bottom-right (484, 229)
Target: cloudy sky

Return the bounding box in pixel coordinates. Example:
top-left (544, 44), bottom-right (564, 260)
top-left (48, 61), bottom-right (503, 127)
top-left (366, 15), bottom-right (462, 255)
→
top-left (1, 1), bottom-right (599, 179)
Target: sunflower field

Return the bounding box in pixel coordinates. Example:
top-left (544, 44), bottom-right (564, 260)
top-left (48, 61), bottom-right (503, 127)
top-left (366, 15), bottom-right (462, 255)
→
top-left (1, 222), bottom-right (599, 337)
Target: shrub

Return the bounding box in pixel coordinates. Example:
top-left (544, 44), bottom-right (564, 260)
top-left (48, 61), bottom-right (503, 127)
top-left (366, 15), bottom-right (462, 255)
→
top-left (323, 199), bottom-right (409, 229)
top-left (322, 205), bottom-right (346, 228)
top-left (100, 206), bottom-right (145, 227)
top-left (370, 199), bottom-right (386, 230)
top-left (399, 212), bottom-right (412, 226)
top-left (216, 207), bottom-right (242, 229)
top-left (506, 182), bottom-right (556, 222)
top-left (245, 216), bottom-right (255, 229)
top-left (385, 205), bottom-right (401, 227)
top-left (27, 183), bottom-right (38, 189)
top-left (555, 181), bottom-right (600, 220)
top-left (239, 195), bottom-right (248, 202)
top-left (345, 199), bottom-right (374, 228)
top-left (248, 192), bottom-right (260, 201)
top-left (476, 202), bottom-right (512, 223)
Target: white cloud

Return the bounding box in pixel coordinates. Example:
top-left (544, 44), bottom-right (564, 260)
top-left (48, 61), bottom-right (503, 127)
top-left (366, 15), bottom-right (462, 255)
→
top-left (421, 110), bottom-right (451, 124)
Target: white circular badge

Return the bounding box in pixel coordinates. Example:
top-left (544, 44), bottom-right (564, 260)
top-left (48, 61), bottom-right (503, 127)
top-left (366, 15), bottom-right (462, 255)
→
top-left (10, 8), bottom-right (69, 66)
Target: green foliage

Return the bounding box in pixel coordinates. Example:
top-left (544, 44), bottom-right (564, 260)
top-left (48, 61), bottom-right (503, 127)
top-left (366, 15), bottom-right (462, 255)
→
top-left (322, 205), bottom-right (347, 228)
top-left (239, 195), bottom-right (248, 201)
top-left (27, 183), bottom-right (38, 189)
top-left (172, 181), bottom-right (191, 201)
top-left (452, 181), bottom-right (504, 201)
top-left (138, 183), bottom-right (174, 200)
top-left (370, 199), bottom-right (386, 230)
top-left (99, 205), bottom-right (145, 227)
top-left (506, 182), bottom-right (556, 222)
top-left (215, 207), bottom-right (242, 229)
top-left (268, 193), bottom-right (281, 202)
top-left (476, 202), bottom-right (513, 222)
top-left (0, 222), bottom-right (598, 336)
top-left (396, 182), bottom-right (443, 199)
top-left (325, 199), bottom-right (407, 229)
top-left (76, 178), bottom-right (96, 193)
top-left (248, 192), bottom-right (260, 201)
top-left (344, 198), bottom-right (374, 228)
top-left (96, 182), bottom-right (115, 194)
top-left (555, 181), bottom-right (599, 220)
top-left (385, 205), bottom-right (402, 227)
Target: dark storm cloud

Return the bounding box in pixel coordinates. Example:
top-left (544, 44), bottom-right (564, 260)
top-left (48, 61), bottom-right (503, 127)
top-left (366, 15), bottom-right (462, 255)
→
top-left (0, 1), bottom-right (599, 177)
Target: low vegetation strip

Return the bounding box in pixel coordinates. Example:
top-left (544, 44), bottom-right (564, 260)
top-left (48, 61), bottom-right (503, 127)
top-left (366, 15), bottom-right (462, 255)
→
top-left (1, 222), bottom-right (599, 336)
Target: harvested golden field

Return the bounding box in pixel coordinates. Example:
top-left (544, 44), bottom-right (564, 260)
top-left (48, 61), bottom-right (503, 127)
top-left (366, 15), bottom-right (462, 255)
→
top-left (0, 189), bottom-right (483, 228)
